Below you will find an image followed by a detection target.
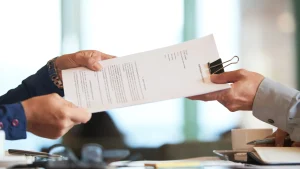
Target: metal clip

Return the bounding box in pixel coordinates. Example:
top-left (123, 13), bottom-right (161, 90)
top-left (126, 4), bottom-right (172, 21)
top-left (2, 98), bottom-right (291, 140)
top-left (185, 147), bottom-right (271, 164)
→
top-left (208, 56), bottom-right (239, 74)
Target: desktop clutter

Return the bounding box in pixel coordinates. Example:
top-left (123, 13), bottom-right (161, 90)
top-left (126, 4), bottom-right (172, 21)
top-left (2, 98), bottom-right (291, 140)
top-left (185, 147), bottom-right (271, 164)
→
top-left (1, 129), bottom-right (300, 168)
top-left (213, 128), bottom-right (300, 165)
top-left (0, 130), bottom-right (130, 169)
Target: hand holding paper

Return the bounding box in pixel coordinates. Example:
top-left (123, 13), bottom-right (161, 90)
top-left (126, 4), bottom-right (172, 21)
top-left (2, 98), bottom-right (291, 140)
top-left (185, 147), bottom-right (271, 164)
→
top-left (189, 69), bottom-right (264, 112)
top-left (62, 34), bottom-right (231, 113)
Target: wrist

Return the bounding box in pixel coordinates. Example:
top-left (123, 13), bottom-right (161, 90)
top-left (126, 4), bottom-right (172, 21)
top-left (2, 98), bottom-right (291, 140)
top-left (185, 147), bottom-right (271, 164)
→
top-left (47, 57), bottom-right (63, 89)
top-left (54, 57), bottom-right (62, 80)
top-left (21, 99), bottom-right (34, 131)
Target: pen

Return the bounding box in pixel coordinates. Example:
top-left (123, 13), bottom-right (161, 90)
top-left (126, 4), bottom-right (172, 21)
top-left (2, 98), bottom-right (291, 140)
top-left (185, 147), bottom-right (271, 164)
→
top-left (8, 149), bottom-right (62, 158)
top-left (247, 136), bottom-right (291, 145)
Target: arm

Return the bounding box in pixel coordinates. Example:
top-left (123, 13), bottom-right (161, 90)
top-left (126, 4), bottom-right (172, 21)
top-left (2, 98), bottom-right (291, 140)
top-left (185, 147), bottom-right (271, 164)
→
top-left (0, 50), bottom-right (114, 140)
top-left (252, 78), bottom-right (300, 142)
top-left (0, 50), bottom-right (115, 105)
top-left (188, 69), bottom-right (300, 142)
top-left (0, 65), bottom-right (63, 105)
top-left (0, 63), bottom-right (61, 140)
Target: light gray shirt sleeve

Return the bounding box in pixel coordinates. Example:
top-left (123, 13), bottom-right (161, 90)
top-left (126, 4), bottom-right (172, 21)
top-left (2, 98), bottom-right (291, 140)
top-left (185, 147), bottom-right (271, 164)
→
top-left (252, 78), bottom-right (300, 141)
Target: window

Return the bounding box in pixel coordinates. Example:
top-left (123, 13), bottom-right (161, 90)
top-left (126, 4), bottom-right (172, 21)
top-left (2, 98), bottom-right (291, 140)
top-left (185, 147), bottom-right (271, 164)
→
top-left (195, 0), bottom-right (241, 141)
top-left (80, 0), bottom-right (184, 147)
top-left (0, 0), bottom-right (61, 150)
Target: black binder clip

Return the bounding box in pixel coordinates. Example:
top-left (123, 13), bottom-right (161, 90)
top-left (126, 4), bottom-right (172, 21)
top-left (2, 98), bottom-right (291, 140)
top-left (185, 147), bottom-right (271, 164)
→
top-left (208, 56), bottom-right (239, 74)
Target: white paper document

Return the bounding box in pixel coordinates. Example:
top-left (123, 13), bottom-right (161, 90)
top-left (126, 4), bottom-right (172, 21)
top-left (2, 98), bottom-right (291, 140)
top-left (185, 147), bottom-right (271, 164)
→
top-left (62, 34), bottom-right (230, 113)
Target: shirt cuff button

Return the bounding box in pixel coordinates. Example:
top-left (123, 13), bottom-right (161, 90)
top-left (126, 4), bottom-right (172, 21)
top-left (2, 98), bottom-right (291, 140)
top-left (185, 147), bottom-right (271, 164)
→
top-left (268, 119), bottom-right (274, 124)
top-left (0, 122), bottom-right (3, 129)
top-left (12, 119), bottom-right (19, 127)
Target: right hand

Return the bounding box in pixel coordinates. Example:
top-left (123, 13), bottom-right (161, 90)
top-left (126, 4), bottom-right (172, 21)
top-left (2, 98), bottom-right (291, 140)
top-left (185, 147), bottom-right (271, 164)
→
top-left (21, 93), bottom-right (91, 139)
top-left (258, 129), bottom-right (300, 147)
top-left (55, 50), bottom-right (116, 80)
top-left (269, 129), bottom-right (289, 147)
top-left (188, 69), bottom-right (264, 112)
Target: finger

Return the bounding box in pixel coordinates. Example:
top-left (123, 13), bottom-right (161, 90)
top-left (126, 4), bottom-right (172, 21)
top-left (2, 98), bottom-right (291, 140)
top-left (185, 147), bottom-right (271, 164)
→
top-left (275, 129), bottom-right (288, 147)
top-left (187, 95), bottom-right (211, 101)
top-left (67, 107), bottom-right (92, 124)
top-left (101, 52), bottom-right (117, 60)
top-left (264, 130), bottom-right (277, 139)
top-left (188, 90), bottom-right (223, 101)
top-left (74, 50), bottom-right (102, 71)
top-left (211, 69), bottom-right (246, 84)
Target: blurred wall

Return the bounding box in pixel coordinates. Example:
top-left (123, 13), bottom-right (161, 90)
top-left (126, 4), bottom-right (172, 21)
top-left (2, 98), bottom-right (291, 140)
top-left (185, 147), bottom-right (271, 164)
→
top-left (239, 0), bottom-right (296, 129)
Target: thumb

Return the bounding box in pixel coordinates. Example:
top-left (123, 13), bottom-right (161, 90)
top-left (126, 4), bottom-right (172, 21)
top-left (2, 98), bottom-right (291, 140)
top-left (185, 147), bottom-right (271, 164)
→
top-left (68, 107), bottom-right (92, 124)
top-left (101, 52), bottom-right (116, 60)
top-left (211, 69), bottom-right (245, 84)
top-left (75, 50), bottom-right (103, 71)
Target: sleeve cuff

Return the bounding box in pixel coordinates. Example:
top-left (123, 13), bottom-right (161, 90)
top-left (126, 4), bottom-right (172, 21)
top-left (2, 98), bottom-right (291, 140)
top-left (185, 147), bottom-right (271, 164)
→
top-left (38, 65), bottom-right (64, 96)
top-left (252, 78), bottom-right (298, 133)
top-left (0, 103), bottom-right (27, 140)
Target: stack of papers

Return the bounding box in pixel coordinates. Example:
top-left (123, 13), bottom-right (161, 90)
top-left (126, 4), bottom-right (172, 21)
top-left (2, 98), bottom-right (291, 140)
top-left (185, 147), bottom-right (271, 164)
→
top-left (62, 34), bottom-right (230, 113)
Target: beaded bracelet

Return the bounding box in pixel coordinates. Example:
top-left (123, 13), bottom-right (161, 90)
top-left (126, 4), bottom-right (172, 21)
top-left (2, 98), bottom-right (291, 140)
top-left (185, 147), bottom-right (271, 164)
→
top-left (47, 57), bottom-right (63, 89)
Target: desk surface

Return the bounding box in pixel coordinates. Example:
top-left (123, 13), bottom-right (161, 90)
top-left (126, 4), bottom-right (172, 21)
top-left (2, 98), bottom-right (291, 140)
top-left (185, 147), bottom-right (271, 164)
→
top-left (203, 165), bottom-right (300, 169)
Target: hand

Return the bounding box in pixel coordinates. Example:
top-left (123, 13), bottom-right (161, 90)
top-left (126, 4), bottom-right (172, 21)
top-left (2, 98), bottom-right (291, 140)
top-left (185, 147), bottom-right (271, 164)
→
top-left (21, 93), bottom-right (91, 139)
top-left (55, 50), bottom-right (116, 79)
top-left (188, 69), bottom-right (264, 112)
top-left (257, 129), bottom-right (289, 147)
top-left (259, 129), bottom-right (300, 147)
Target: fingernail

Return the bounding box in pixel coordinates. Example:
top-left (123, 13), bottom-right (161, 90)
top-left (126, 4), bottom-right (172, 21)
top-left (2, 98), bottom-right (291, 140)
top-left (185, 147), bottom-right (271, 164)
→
top-left (92, 63), bottom-right (102, 71)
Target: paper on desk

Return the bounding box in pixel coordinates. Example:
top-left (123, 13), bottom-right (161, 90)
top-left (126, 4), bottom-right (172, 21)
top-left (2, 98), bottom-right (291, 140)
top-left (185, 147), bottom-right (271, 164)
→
top-left (109, 157), bottom-right (244, 168)
top-left (62, 34), bottom-right (230, 113)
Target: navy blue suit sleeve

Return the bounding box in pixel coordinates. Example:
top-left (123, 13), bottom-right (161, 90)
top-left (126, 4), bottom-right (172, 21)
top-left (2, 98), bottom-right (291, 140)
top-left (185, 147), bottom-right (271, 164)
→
top-left (0, 65), bottom-right (64, 104)
top-left (0, 64), bottom-right (64, 140)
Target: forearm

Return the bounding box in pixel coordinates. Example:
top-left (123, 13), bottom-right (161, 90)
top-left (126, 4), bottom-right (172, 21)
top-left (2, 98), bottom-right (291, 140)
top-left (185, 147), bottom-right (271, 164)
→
top-left (0, 103), bottom-right (26, 140)
top-left (0, 65), bottom-right (64, 104)
top-left (252, 78), bottom-right (300, 141)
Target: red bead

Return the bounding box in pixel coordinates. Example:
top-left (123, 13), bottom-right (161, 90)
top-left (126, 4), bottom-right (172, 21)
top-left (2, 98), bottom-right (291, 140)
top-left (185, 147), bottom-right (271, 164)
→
top-left (0, 122), bottom-right (3, 129)
top-left (12, 119), bottom-right (19, 127)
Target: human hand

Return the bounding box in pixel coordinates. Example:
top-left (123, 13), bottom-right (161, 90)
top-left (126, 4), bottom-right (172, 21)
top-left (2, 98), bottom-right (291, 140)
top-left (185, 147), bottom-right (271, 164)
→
top-left (55, 50), bottom-right (116, 79)
top-left (257, 129), bottom-right (300, 147)
top-left (21, 93), bottom-right (91, 139)
top-left (188, 69), bottom-right (264, 112)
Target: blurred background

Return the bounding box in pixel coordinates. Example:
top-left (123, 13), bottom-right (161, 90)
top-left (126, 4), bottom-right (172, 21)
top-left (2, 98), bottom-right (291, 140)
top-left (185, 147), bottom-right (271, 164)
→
top-left (0, 0), bottom-right (298, 160)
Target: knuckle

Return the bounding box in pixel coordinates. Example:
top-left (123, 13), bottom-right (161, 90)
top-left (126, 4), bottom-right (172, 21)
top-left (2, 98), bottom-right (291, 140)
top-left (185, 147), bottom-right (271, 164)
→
top-left (90, 50), bottom-right (99, 54)
top-left (88, 57), bottom-right (96, 65)
top-left (75, 51), bottom-right (82, 59)
top-left (59, 108), bottom-right (68, 119)
top-left (227, 104), bottom-right (237, 112)
top-left (237, 69), bottom-right (247, 76)
top-left (230, 95), bottom-right (238, 102)
top-left (57, 121), bottom-right (68, 130)
top-left (50, 93), bottom-right (59, 98)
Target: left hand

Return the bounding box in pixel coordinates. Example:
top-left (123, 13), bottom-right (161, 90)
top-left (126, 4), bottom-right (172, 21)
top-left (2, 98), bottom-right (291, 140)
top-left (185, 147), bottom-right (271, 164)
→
top-left (55, 50), bottom-right (116, 79)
